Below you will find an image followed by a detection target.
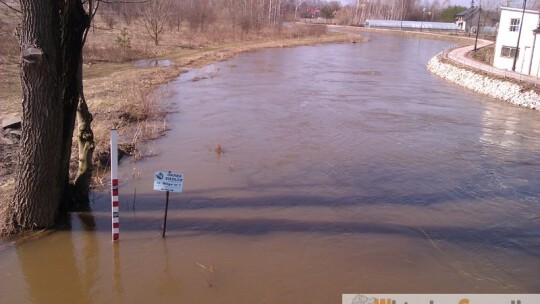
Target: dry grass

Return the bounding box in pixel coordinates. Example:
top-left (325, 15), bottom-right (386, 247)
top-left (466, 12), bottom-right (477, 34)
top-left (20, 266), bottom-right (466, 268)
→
top-left (0, 177), bottom-right (15, 236)
top-left (0, 7), bottom-right (22, 115)
top-left (90, 84), bottom-right (171, 178)
top-left (467, 45), bottom-right (494, 65)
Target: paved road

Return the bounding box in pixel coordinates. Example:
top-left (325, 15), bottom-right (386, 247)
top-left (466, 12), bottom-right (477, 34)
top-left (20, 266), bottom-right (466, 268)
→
top-left (446, 39), bottom-right (540, 85)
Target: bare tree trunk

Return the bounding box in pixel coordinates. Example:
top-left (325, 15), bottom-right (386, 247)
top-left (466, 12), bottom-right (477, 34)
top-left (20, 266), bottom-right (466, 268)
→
top-left (268, 0), bottom-right (272, 24)
top-left (11, 0), bottom-right (64, 229)
top-left (58, 0), bottom-right (90, 212)
top-left (73, 61), bottom-right (95, 206)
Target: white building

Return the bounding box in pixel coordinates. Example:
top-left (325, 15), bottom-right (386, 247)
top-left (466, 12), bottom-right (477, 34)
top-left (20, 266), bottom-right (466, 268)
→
top-left (493, 7), bottom-right (540, 76)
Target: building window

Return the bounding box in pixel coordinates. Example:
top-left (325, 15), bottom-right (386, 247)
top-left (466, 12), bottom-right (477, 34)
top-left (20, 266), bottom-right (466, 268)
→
top-left (509, 18), bottom-right (520, 32)
top-left (501, 46), bottom-right (518, 58)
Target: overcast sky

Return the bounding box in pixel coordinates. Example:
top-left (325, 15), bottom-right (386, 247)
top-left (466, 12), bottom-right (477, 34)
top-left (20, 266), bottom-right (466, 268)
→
top-left (453, 0), bottom-right (474, 6)
top-left (338, 0), bottom-right (524, 9)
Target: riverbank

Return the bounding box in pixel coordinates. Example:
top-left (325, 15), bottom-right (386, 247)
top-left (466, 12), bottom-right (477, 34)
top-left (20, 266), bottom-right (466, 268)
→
top-left (427, 52), bottom-right (540, 110)
top-left (0, 30), bottom-right (360, 236)
top-left (329, 24), bottom-right (475, 44)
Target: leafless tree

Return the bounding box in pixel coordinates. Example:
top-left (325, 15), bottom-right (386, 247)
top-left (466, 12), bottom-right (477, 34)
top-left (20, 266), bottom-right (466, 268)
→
top-left (168, 0), bottom-right (185, 31)
top-left (222, 0), bottom-right (286, 32)
top-left (223, 0), bottom-right (242, 28)
top-left (336, 4), bottom-right (355, 25)
top-left (139, 0), bottom-right (173, 45)
top-left (121, 3), bottom-right (139, 25)
top-left (188, 0), bottom-right (215, 32)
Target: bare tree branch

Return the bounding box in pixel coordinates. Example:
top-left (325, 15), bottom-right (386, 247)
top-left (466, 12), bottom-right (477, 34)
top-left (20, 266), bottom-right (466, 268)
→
top-left (82, 0), bottom-right (101, 45)
top-left (138, 0), bottom-right (173, 45)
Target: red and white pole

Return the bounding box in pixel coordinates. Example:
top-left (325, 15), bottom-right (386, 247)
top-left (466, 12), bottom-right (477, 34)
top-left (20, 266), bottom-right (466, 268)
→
top-left (111, 128), bottom-right (119, 241)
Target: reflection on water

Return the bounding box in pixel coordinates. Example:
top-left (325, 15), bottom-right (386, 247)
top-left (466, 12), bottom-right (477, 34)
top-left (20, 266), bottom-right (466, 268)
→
top-left (14, 212), bottom-right (98, 304)
top-left (481, 106), bottom-right (540, 151)
top-left (134, 59), bottom-right (174, 68)
top-left (1, 33), bottom-right (539, 303)
top-left (113, 243), bottom-right (124, 300)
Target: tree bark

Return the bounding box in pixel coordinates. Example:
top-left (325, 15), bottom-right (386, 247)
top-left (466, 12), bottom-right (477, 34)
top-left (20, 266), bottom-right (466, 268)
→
top-left (11, 0), bottom-right (64, 229)
top-left (58, 0), bottom-right (91, 212)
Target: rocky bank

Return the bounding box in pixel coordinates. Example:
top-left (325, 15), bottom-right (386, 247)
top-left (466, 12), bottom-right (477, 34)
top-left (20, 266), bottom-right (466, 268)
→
top-left (427, 53), bottom-right (540, 110)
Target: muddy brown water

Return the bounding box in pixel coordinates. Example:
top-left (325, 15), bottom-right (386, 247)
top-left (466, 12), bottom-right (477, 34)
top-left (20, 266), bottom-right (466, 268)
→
top-left (2, 33), bottom-right (540, 303)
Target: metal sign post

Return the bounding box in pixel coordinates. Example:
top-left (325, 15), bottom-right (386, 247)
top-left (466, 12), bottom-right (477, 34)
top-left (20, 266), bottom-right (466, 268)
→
top-left (162, 191), bottom-right (170, 238)
top-left (154, 171), bottom-right (183, 238)
top-left (111, 129), bottom-right (119, 241)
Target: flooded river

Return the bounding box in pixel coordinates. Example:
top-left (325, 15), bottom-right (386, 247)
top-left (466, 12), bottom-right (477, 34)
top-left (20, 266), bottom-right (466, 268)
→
top-left (2, 33), bottom-right (540, 303)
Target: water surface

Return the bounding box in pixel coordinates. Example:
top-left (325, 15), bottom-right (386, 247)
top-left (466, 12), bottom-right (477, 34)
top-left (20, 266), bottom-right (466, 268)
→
top-left (1, 33), bottom-right (539, 303)
top-left (134, 58), bottom-right (174, 68)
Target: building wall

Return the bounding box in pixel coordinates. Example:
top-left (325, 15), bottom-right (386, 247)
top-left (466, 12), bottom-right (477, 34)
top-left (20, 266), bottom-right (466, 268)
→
top-left (467, 12), bottom-right (480, 32)
top-left (456, 11), bottom-right (477, 32)
top-left (493, 7), bottom-right (540, 76)
top-left (456, 19), bottom-right (467, 31)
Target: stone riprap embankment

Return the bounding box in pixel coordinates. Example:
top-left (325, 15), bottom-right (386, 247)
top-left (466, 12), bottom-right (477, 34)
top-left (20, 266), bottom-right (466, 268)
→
top-left (427, 53), bottom-right (540, 110)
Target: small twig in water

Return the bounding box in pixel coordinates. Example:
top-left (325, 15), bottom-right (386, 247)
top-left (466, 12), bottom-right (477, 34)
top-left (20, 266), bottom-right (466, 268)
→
top-left (196, 262), bottom-right (215, 287)
top-left (214, 143), bottom-right (224, 155)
